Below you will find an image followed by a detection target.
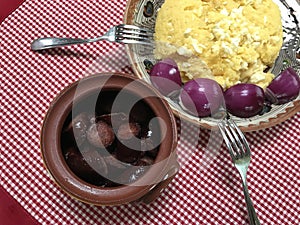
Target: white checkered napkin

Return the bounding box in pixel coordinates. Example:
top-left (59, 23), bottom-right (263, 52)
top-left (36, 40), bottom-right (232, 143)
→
top-left (1, 0), bottom-right (300, 224)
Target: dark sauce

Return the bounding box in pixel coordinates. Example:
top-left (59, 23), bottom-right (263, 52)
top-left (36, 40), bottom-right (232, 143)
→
top-left (61, 90), bottom-right (161, 187)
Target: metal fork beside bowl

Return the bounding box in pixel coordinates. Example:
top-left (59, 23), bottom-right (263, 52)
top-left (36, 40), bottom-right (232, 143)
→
top-left (218, 117), bottom-right (260, 225)
top-left (31, 24), bottom-right (154, 51)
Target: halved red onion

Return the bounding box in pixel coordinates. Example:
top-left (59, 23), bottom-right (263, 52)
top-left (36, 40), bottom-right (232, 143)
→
top-left (266, 67), bottom-right (300, 104)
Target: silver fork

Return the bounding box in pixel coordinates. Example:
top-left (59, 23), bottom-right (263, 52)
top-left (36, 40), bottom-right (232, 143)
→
top-left (218, 118), bottom-right (260, 225)
top-left (31, 24), bottom-right (153, 51)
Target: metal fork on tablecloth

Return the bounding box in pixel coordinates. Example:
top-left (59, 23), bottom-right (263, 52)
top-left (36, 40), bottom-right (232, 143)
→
top-left (31, 24), bottom-right (153, 51)
top-left (218, 118), bottom-right (260, 225)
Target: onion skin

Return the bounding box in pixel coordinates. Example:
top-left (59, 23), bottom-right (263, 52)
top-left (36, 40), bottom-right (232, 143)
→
top-left (179, 78), bottom-right (224, 117)
top-left (224, 83), bottom-right (265, 118)
top-left (266, 67), bottom-right (300, 105)
top-left (150, 58), bottom-right (182, 96)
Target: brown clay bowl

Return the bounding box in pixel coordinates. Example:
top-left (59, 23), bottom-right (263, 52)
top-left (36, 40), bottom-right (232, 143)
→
top-left (40, 73), bottom-right (179, 206)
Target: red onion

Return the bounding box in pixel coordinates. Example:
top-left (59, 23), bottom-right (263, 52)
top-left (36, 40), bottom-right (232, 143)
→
top-left (224, 83), bottom-right (265, 118)
top-left (179, 78), bottom-right (224, 117)
top-left (266, 67), bottom-right (300, 104)
top-left (150, 58), bottom-right (182, 96)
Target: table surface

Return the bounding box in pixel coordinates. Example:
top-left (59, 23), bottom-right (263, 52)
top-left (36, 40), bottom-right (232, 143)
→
top-left (1, 0), bottom-right (300, 224)
top-left (0, 0), bottom-right (24, 22)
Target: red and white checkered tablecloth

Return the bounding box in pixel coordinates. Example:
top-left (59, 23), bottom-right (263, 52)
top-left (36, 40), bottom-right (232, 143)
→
top-left (1, 0), bottom-right (300, 224)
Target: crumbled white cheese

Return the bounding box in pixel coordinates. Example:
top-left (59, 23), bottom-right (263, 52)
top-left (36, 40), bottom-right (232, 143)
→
top-left (220, 8), bottom-right (229, 16)
top-left (191, 38), bottom-right (203, 54)
top-left (250, 72), bottom-right (265, 82)
top-left (231, 37), bottom-right (241, 48)
top-left (184, 28), bottom-right (192, 34)
top-left (177, 46), bottom-right (193, 57)
top-left (221, 43), bottom-right (233, 55)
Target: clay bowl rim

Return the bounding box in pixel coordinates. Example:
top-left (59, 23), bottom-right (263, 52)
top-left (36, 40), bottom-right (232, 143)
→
top-left (40, 72), bottom-right (178, 206)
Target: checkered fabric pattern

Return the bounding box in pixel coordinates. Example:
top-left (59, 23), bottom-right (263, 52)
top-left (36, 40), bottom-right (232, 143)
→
top-left (1, 0), bottom-right (300, 224)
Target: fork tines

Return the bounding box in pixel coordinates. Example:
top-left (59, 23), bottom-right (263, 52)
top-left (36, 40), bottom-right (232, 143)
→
top-left (116, 24), bottom-right (154, 45)
top-left (119, 24), bottom-right (153, 34)
top-left (218, 119), bottom-right (251, 160)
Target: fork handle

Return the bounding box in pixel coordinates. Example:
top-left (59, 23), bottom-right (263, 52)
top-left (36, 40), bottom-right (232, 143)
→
top-left (31, 37), bottom-right (103, 51)
top-left (241, 180), bottom-right (260, 225)
top-left (31, 37), bottom-right (86, 50)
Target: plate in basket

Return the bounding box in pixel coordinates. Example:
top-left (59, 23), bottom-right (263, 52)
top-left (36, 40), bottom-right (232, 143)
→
top-left (124, 0), bottom-right (300, 131)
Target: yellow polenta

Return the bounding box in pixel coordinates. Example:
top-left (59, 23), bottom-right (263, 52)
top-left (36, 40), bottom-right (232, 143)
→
top-left (154, 0), bottom-right (283, 89)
